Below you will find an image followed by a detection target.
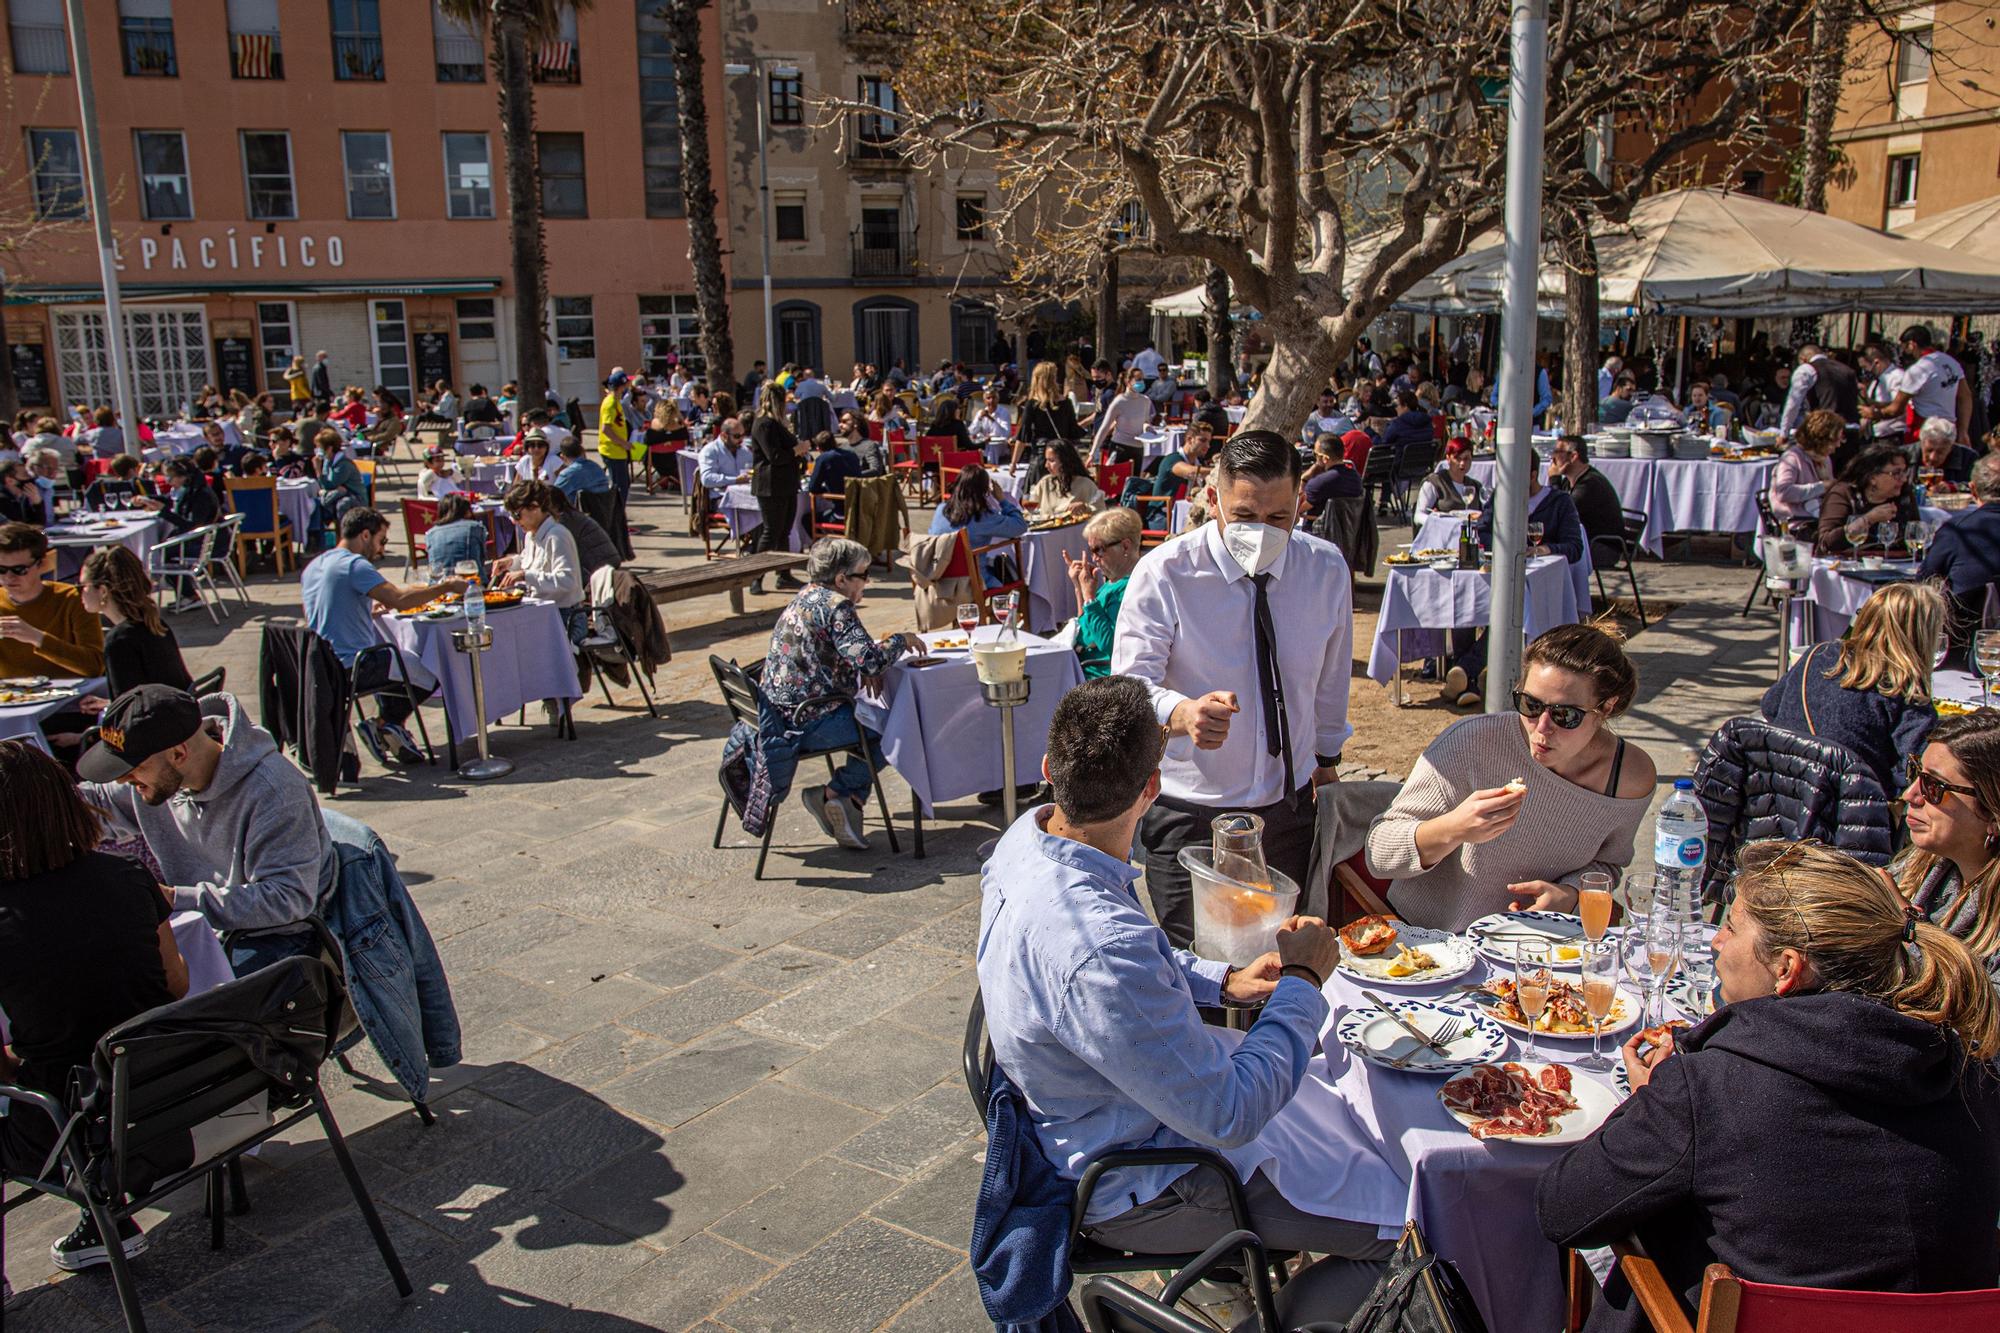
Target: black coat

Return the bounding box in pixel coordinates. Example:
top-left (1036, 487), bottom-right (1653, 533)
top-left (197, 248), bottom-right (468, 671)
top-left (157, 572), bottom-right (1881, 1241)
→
top-left (1692, 716), bottom-right (1894, 901)
top-left (750, 417), bottom-right (802, 498)
top-left (1538, 991), bottom-right (2000, 1333)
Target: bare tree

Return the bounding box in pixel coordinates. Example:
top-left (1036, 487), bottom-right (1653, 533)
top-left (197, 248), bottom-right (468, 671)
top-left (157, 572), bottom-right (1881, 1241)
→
top-left (659, 0), bottom-right (734, 390)
top-left (836, 0), bottom-right (1814, 434)
top-left (1204, 264), bottom-right (1233, 398)
top-left (0, 80), bottom-right (98, 422)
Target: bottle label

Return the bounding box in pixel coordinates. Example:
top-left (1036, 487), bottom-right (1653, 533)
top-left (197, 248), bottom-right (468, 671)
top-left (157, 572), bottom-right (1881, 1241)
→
top-left (1655, 831), bottom-right (1705, 867)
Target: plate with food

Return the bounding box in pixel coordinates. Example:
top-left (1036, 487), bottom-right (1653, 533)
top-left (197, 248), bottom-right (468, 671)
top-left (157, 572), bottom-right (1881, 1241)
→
top-left (0, 676), bottom-right (51, 690)
top-left (1334, 997), bottom-right (1508, 1075)
top-left (1028, 515), bottom-right (1089, 532)
top-left (1336, 917), bottom-right (1477, 986)
top-left (925, 633), bottom-right (972, 651)
top-left (1439, 1062), bottom-right (1617, 1144)
top-left (1936, 699), bottom-right (1978, 718)
top-left (1473, 976), bottom-right (1642, 1041)
top-left (1466, 909), bottom-right (1589, 969)
top-left (0, 686), bottom-right (77, 707)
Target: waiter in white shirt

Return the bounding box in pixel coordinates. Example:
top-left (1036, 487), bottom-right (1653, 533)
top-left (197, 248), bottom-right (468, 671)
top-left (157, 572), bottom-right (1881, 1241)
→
top-left (1111, 430), bottom-right (1354, 948)
top-left (1873, 324), bottom-right (1973, 446)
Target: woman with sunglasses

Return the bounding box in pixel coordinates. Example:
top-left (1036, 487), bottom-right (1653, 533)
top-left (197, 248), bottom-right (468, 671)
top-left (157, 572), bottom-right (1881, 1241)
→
top-left (1895, 710), bottom-right (2000, 990)
top-left (1367, 623), bottom-right (1655, 932)
top-left (1539, 840), bottom-right (2000, 1333)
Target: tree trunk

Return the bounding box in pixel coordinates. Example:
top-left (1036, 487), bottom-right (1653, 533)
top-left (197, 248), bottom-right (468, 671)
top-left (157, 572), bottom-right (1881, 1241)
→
top-left (0, 272), bottom-right (17, 423)
top-left (1238, 319), bottom-right (1342, 437)
top-left (1798, 0), bottom-right (1850, 215)
top-left (1557, 205), bottom-right (1600, 432)
top-left (1095, 248), bottom-right (1121, 371)
top-left (494, 7), bottom-right (550, 407)
top-left (1204, 265), bottom-right (1234, 398)
top-left (665, 0), bottom-right (734, 390)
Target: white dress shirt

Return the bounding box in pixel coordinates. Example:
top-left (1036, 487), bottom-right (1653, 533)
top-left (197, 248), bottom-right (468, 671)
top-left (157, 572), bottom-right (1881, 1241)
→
top-left (698, 438), bottom-right (754, 496)
top-left (1111, 523), bottom-right (1354, 808)
top-left (1866, 365), bottom-right (1905, 438)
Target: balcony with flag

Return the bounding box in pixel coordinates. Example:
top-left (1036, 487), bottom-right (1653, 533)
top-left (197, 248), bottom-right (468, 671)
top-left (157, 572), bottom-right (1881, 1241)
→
top-left (533, 39), bottom-right (580, 85)
top-left (230, 29), bottom-right (283, 79)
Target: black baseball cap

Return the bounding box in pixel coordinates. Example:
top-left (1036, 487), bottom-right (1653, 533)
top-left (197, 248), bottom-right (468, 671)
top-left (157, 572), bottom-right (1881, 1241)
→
top-left (77, 684), bottom-right (203, 782)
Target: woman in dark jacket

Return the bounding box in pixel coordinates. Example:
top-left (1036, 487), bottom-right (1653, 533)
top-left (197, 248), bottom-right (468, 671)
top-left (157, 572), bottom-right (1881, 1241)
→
top-left (749, 383), bottom-right (807, 589)
top-left (137, 459), bottom-right (221, 536)
top-left (1815, 442), bottom-right (1919, 556)
top-left (1539, 840), bottom-right (2000, 1333)
top-left (76, 545), bottom-right (192, 699)
top-left (1760, 580), bottom-right (1941, 793)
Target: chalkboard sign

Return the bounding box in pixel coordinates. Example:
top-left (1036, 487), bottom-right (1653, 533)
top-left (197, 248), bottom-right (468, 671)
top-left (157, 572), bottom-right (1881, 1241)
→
top-left (214, 336), bottom-right (256, 398)
top-left (415, 331), bottom-right (452, 392)
top-left (8, 342), bottom-right (50, 409)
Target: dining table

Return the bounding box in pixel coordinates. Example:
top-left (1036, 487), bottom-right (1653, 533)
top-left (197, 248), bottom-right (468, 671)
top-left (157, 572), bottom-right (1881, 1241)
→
top-left (721, 484), bottom-right (812, 552)
top-left (374, 597), bottom-right (580, 752)
top-left (1410, 511), bottom-right (1595, 619)
top-left (1367, 554), bottom-right (1580, 695)
top-left (42, 512), bottom-right (167, 580)
top-left (276, 476), bottom-right (318, 537)
top-left (1466, 455), bottom-right (1774, 556)
top-left (0, 676), bottom-right (105, 753)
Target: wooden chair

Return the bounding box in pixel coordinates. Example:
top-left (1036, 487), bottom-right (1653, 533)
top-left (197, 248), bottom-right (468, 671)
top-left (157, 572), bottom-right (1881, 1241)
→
top-left (891, 435), bottom-right (960, 501)
top-left (399, 497), bottom-right (440, 578)
top-left (221, 476), bottom-right (295, 577)
top-left (936, 527), bottom-right (1028, 623)
top-left (936, 449), bottom-right (982, 488)
top-left (691, 486), bottom-right (737, 560)
top-left (353, 457), bottom-right (378, 508)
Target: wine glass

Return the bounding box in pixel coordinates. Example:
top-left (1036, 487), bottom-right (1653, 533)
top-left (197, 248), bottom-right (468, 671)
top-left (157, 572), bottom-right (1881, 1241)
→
top-left (1673, 906), bottom-right (1716, 1017)
top-left (1577, 871), bottom-right (1614, 945)
top-left (1527, 521), bottom-right (1545, 552)
top-left (1576, 942), bottom-right (1620, 1072)
top-left (1904, 520), bottom-right (1930, 562)
top-left (955, 602), bottom-right (979, 644)
top-left (1640, 909), bottom-right (1683, 1028)
top-left (1975, 630), bottom-right (2000, 708)
top-left (1874, 521), bottom-right (1899, 557)
top-left (1514, 942), bottom-right (1553, 1061)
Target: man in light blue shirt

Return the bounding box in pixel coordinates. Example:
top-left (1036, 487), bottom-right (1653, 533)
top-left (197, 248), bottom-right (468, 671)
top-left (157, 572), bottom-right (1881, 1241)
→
top-left (552, 438), bottom-right (613, 504)
top-left (978, 675), bottom-right (1390, 1287)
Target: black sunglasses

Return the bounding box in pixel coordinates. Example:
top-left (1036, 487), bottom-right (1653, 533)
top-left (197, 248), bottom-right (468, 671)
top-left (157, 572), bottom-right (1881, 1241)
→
top-left (1512, 690), bottom-right (1595, 730)
top-left (0, 560), bottom-right (38, 577)
top-left (1906, 755), bottom-right (1982, 807)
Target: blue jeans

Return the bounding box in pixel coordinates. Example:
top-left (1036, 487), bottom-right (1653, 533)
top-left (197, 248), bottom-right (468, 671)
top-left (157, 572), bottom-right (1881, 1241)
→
top-left (228, 925), bottom-right (318, 979)
top-left (760, 699), bottom-right (884, 803)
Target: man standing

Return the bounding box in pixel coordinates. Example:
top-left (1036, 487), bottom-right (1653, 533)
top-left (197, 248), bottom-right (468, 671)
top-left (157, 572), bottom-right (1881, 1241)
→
top-left (1858, 341), bottom-right (1907, 445)
top-left (77, 684), bottom-right (338, 976)
top-left (595, 369), bottom-right (641, 559)
top-left (1132, 339), bottom-right (1166, 383)
top-left (309, 350), bottom-right (332, 401)
top-left (1112, 430), bottom-right (1354, 948)
top-left (1876, 325), bottom-right (1973, 446)
top-left (1778, 345), bottom-right (1860, 441)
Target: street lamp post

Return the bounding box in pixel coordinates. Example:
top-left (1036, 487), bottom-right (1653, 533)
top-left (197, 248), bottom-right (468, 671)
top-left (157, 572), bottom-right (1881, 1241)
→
top-left (722, 61), bottom-right (777, 380)
top-left (62, 0), bottom-right (141, 456)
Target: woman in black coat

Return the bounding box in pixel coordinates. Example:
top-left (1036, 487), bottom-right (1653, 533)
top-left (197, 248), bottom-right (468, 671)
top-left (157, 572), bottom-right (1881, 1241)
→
top-left (1538, 840), bottom-right (2000, 1333)
top-left (749, 384), bottom-right (807, 589)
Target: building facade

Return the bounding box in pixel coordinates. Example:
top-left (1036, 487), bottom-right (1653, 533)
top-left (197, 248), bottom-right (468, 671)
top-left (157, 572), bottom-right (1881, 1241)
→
top-left (4, 0), bottom-right (723, 419)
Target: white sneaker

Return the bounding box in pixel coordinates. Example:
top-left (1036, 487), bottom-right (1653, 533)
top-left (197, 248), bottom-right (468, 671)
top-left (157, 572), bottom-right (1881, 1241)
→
top-left (822, 791), bottom-right (869, 850)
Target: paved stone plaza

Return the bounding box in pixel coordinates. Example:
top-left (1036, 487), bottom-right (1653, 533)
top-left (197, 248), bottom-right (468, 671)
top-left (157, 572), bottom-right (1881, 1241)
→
top-left (2, 487), bottom-right (1783, 1332)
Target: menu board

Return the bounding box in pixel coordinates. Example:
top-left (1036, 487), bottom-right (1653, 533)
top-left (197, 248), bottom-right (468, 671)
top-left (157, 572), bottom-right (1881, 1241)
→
top-left (214, 336), bottom-right (257, 397)
top-left (8, 342), bottom-right (50, 409)
top-left (415, 331), bottom-right (453, 392)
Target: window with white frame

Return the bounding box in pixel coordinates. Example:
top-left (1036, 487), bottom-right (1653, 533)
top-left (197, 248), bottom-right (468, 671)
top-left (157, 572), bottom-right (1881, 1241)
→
top-left (442, 132), bottom-right (493, 218)
top-left (637, 295), bottom-right (702, 378)
top-left (553, 297), bottom-right (595, 360)
top-left (135, 130), bottom-right (193, 220)
top-left (1895, 26), bottom-right (1931, 85)
top-left (241, 131), bottom-right (295, 219)
top-left (26, 128), bottom-right (86, 220)
top-left (341, 130), bottom-right (395, 219)
top-left (9, 0), bottom-right (69, 75)
top-left (1887, 154), bottom-right (1921, 209)
top-left (257, 301), bottom-right (298, 392)
top-left (55, 307), bottom-right (210, 418)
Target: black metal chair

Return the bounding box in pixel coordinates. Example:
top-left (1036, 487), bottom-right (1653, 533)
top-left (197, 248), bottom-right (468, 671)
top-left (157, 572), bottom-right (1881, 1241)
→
top-left (580, 605), bottom-right (660, 719)
top-left (1360, 443), bottom-right (1397, 520)
top-left (1590, 508), bottom-right (1648, 620)
top-left (0, 957), bottom-right (412, 1333)
top-left (190, 666), bottom-right (226, 696)
top-left (1389, 441), bottom-right (1437, 524)
top-left (346, 641), bottom-right (437, 771)
top-left (1081, 1232), bottom-right (1318, 1333)
top-left (710, 654), bottom-right (899, 878)
top-left (1742, 489), bottom-right (1787, 616)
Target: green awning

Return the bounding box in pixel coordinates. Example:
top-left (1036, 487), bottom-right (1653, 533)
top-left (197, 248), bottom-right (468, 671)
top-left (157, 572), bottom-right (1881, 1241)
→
top-left (5, 278), bottom-right (503, 305)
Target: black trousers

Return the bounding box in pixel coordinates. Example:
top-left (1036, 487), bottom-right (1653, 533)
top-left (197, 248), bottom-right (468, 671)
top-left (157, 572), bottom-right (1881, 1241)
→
top-left (1139, 785), bottom-right (1318, 951)
top-left (1100, 441), bottom-right (1143, 471)
top-left (754, 489), bottom-right (799, 556)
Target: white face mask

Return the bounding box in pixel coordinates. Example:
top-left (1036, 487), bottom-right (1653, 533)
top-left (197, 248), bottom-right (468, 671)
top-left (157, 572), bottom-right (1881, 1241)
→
top-left (1221, 522), bottom-right (1288, 578)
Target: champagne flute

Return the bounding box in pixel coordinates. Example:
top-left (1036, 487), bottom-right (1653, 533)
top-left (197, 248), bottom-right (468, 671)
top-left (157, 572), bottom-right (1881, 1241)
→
top-left (1674, 905), bottom-right (1716, 1017)
top-left (994, 591), bottom-right (1019, 642)
top-left (1577, 871), bottom-right (1614, 945)
top-left (955, 602), bottom-right (980, 644)
top-left (1975, 630), bottom-right (2000, 709)
top-left (1577, 942), bottom-right (1620, 1072)
top-left (1514, 942), bottom-right (1553, 1061)
top-left (1641, 909), bottom-right (1683, 1028)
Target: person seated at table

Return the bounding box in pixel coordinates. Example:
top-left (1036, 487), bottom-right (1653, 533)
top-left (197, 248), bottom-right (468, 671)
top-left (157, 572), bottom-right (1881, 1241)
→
top-left (1894, 710), bottom-right (2000, 989)
top-left (314, 429), bottom-right (369, 529)
top-left (643, 401), bottom-right (692, 494)
top-left (553, 436), bottom-right (613, 506)
top-left (77, 545), bottom-right (192, 707)
top-left (1025, 440), bottom-right (1104, 517)
top-left (928, 465), bottom-right (1028, 586)
top-left (1302, 386), bottom-right (1355, 444)
top-left (459, 384), bottom-right (504, 432)
top-left (1064, 507), bottom-right (1141, 678)
top-left (86, 406), bottom-right (125, 460)
top-left (0, 739), bottom-right (189, 1276)
top-left (77, 684), bottom-right (338, 978)
top-left (1598, 372), bottom-right (1639, 425)
top-left (327, 387), bottom-right (370, 433)
top-left (415, 447), bottom-right (463, 501)
top-left (697, 415), bottom-right (756, 503)
top-left (1369, 623), bottom-right (1653, 931)
top-left (1683, 379), bottom-right (1730, 434)
top-left (1411, 435), bottom-right (1485, 526)
top-left (1917, 416), bottom-right (1978, 489)
top-left (423, 492), bottom-right (490, 585)
top-left (1378, 389), bottom-right (1436, 455)
top-left (1760, 581), bottom-right (1941, 794)
top-left (968, 386), bottom-right (1014, 460)
top-left (360, 386), bottom-right (405, 451)
top-left (1769, 406), bottom-right (1840, 542)
top-left (1539, 840), bottom-right (2000, 1333)
top-left (494, 479), bottom-right (586, 644)
top-left (759, 538), bottom-right (926, 850)
top-left (1301, 431), bottom-right (1362, 521)
top-left (837, 409), bottom-right (888, 476)
top-left (1920, 454), bottom-right (2000, 665)
top-left (0, 522), bottom-right (104, 682)
top-left (806, 428), bottom-right (868, 523)
top-left (0, 459), bottom-right (43, 526)
top-left (24, 447), bottom-right (65, 523)
top-left (301, 508), bottom-right (464, 768)
top-left (924, 393), bottom-right (978, 455)
top-left (867, 388), bottom-right (910, 438)
top-left (512, 429), bottom-right (559, 484)
top-left (1549, 434), bottom-right (1623, 554)
top-left (133, 459), bottom-right (220, 538)
top-left (544, 487), bottom-right (621, 585)
top-left (1815, 442), bottom-right (1917, 557)
top-left (979, 676), bottom-right (1392, 1323)
top-left (269, 432), bottom-right (310, 479)
top-left (1127, 420), bottom-right (1215, 518)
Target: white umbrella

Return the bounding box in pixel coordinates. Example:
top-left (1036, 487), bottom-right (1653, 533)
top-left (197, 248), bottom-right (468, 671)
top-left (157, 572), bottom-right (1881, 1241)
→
top-left (1893, 193), bottom-right (2000, 264)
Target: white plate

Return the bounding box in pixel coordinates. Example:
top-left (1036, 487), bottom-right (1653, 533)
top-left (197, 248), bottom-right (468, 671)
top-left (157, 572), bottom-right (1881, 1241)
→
top-left (1334, 999), bottom-right (1508, 1075)
top-left (0, 687), bottom-right (77, 707)
top-left (1467, 911), bottom-right (1592, 969)
top-left (1666, 973), bottom-right (1718, 1018)
top-left (0, 676), bottom-right (50, 690)
top-left (1476, 981), bottom-right (1643, 1042)
top-left (1438, 1062), bottom-right (1620, 1146)
top-left (1337, 925), bottom-right (1477, 988)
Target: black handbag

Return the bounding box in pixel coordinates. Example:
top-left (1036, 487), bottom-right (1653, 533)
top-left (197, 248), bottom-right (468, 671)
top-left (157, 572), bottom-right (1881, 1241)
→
top-left (1341, 1222), bottom-right (1490, 1333)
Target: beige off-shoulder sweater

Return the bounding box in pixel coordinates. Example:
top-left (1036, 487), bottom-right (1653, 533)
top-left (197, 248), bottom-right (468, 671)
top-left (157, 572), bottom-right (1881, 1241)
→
top-left (1366, 712), bottom-right (1651, 932)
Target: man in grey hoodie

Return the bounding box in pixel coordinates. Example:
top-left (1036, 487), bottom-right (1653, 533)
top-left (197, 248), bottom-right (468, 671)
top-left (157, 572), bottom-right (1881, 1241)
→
top-left (77, 684), bottom-right (336, 977)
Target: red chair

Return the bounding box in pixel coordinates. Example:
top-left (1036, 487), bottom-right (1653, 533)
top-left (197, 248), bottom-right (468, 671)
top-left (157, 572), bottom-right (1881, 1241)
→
top-left (1093, 462), bottom-right (1133, 500)
top-left (82, 457), bottom-right (118, 483)
top-left (1579, 1247), bottom-right (2000, 1333)
top-left (1131, 477), bottom-right (1187, 545)
top-left (891, 435), bottom-right (960, 501)
top-left (934, 527), bottom-right (1028, 624)
top-left (937, 449), bottom-right (983, 488)
top-left (399, 498), bottom-right (439, 577)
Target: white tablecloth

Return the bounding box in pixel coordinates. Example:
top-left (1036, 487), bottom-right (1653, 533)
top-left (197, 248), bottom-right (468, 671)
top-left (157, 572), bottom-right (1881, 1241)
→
top-left (855, 628), bottom-right (1084, 815)
top-left (1021, 524), bottom-right (1091, 632)
top-left (722, 484), bottom-right (811, 551)
top-left (1412, 512), bottom-right (1596, 617)
top-left (44, 513), bottom-right (166, 579)
top-left (1, 911), bottom-right (234, 1047)
top-left (676, 450), bottom-right (702, 497)
top-left (1467, 457), bottom-right (1773, 555)
top-left (276, 477), bottom-right (317, 536)
top-left (376, 599), bottom-right (580, 742)
top-left (1367, 555), bottom-right (1579, 685)
top-left (1133, 427), bottom-right (1183, 462)
top-left (0, 676), bottom-right (104, 753)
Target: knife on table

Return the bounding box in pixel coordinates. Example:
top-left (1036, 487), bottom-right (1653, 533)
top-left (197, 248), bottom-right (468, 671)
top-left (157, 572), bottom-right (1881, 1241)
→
top-left (1360, 990), bottom-right (1452, 1056)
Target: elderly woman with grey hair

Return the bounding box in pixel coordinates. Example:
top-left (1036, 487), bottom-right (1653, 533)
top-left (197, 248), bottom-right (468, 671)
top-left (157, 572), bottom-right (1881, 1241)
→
top-left (758, 538), bottom-right (929, 849)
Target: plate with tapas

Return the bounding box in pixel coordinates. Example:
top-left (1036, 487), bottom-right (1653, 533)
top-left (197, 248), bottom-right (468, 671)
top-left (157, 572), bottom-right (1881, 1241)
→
top-left (924, 633), bottom-right (973, 651)
top-left (1335, 916), bottom-right (1477, 987)
top-left (1027, 514), bottom-right (1089, 532)
top-left (1439, 1062), bottom-right (1617, 1144)
top-left (1471, 976), bottom-right (1642, 1041)
top-left (0, 686), bottom-right (77, 707)
top-left (1334, 997), bottom-right (1508, 1075)
top-left (1466, 909), bottom-right (1590, 970)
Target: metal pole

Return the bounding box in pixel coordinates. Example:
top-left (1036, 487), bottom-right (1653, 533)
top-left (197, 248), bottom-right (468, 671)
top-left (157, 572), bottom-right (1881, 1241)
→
top-left (62, 0), bottom-right (140, 455)
top-left (756, 67), bottom-right (776, 378)
top-left (999, 701), bottom-right (1019, 828)
top-left (1487, 0), bottom-right (1549, 715)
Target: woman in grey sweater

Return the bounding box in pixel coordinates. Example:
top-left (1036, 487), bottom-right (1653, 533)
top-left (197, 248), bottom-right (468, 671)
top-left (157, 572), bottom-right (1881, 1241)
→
top-left (1368, 624), bottom-right (1656, 931)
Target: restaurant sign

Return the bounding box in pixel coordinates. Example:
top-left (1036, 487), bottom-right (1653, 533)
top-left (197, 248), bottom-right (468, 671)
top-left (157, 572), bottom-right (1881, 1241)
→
top-left (114, 230), bottom-right (348, 274)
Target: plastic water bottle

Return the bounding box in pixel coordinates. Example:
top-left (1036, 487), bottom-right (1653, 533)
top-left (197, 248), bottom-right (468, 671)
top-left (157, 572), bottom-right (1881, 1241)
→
top-left (1652, 779), bottom-right (1708, 913)
top-left (464, 575), bottom-right (486, 629)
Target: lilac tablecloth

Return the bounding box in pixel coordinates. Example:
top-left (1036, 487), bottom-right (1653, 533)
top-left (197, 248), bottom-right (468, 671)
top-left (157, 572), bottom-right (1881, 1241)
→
top-left (0, 676), bottom-right (104, 753)
top-left (1412, 512), bottom-right (1595, 616)
top-left (722, 484), bottom-right (810, 551)
top-left (377, 599), bottom-right (580, 742)
top-left (676, 449), bottom-right (702, 497)
top-left (44, 513), bottom-right (165, 580)
top-left (277, 477), bottom-right (317, 536)
top-left (1468, 457), bottom-right (1772, 555)
top-left (855, 627), bottom-right (1084, 815)
top-left (1367, 555), bottom-right (1579, 685)
top-left (465, 460), bottom-right (517, 494)
top-left (1020, 524), bottom-right (1091, 633)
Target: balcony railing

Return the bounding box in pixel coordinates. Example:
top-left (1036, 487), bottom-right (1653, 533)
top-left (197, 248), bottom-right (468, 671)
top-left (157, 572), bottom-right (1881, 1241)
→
top-left (121, 27), bottom-right (177, 77)
top-left (533, 43), bottom-right (580, 84)
top-left (434, 32), bottom-right (484, 82)
top-left (9, 21), bottom-right (69, 74)
top-left (851, 227), bottom-right (917, 279)
top-left (333, 32), bottom-right (384, 81)
top-left (229, 30), bottom-right (283, 79)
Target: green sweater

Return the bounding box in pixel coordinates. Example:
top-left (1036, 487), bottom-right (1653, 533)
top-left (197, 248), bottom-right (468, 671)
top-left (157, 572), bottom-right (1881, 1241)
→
top-left (1073, 577), bottom-right (1128, 678)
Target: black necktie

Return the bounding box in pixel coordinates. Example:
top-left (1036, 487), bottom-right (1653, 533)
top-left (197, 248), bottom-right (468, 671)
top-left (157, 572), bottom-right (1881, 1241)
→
top-left (1250, 573), bottom-right (1299, 810)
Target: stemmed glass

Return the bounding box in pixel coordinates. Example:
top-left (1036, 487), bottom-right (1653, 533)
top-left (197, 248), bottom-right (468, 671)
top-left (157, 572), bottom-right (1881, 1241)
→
top-left (1576, 942), bottom-right (1620, 1072)
top-left (1639, 907), bottom-right (1683, 1027)
top-left (1904, 520), bottom-right (1930, 563)
top-left (1577, 870), bottom-right (1614, 946)
top-left (955, 602), bottom-right (980, 645)
top-left (993, 591), bottom-right (1019, 643)
top-left (1673, 905), bottom-right (1716, 1017)
top-left (1975, 630), bottom-right (2000, 709)
top-left (1874, 521), bottom-right (1899, 558)
top-left (1514, 942), bottom-right (1553, 1061)
top-left (1527, 521), bottom-right (1545, 553)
